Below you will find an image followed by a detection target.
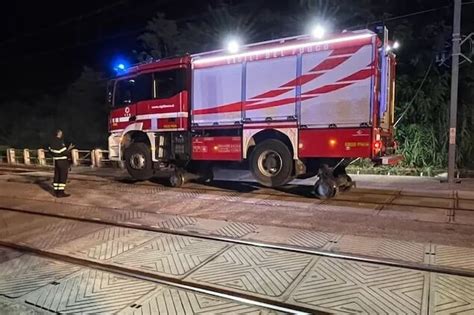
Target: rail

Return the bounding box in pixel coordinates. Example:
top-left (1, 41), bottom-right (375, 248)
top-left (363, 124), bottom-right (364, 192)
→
top-left (2, 202), bottom-right (474, 279)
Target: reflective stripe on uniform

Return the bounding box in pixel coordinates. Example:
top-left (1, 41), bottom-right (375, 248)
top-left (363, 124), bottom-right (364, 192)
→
top-left (53, 156), bottom-right (68, 160)
top-left (49, 147), bottom-right (67, 154)
top-left (53, 183), bottom-right (66, 190)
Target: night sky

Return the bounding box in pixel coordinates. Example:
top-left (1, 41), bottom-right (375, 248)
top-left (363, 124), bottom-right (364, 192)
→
top-left (0, 0), bottom-right (209, 98)
top-left (0, 0), bottom-right (468, 101)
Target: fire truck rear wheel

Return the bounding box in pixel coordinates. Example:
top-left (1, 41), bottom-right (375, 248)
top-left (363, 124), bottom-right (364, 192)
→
top-left (124, 143), bottom-right (153, 181)
top-left (250, 139), bottom-right (293, 187)
top-left (169, 171), bottom-right (185, 188)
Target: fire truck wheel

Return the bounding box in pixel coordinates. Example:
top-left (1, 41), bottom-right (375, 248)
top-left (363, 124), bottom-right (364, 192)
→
top-left (250, 139), bottom-right (293, 187)
top-left (124, 143), bottom-right (153, 181)
top-left (169, 171), bottom-right (185, 188)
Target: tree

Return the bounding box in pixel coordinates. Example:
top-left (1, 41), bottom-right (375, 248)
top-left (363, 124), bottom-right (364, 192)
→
top-left (55, 67), bottom-right (106, 148)
top-left (136, 13), bottom-right (180, 61)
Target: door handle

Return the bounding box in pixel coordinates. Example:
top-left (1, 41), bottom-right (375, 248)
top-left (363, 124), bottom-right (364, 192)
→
top-left (129, 115), bottom-right (136, 122)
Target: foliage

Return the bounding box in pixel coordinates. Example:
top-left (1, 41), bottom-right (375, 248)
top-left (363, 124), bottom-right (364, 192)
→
top-left (396, 124), bottom-right (446, 168)
top-left (0, 67), bottom-right (105, 149)
top-left (135, 13), bottom-right (181, 61)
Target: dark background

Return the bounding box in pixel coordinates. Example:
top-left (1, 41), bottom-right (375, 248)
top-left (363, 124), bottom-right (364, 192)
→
top-left (0, 0), bottom-right (473, 169)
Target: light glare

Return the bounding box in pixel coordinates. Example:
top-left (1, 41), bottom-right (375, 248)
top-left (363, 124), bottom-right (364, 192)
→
top-left (393, 41), bottom-right (400, 49)
top-left (227, 40), bottom-right (240, 54)
top-left (311, 25), bottom-right (325, 39)
top-left (194, 33), bottom-right (374, 65)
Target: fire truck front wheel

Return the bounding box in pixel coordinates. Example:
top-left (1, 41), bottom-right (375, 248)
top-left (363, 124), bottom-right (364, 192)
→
top-left (124, 143), bottom-right (153, 181)
top-left (250, 139), bottom-right (293, 187)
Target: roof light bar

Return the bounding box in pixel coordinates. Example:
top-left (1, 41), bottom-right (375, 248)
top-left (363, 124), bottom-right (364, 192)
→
top-left (193, 32), bottom-right (373, 65)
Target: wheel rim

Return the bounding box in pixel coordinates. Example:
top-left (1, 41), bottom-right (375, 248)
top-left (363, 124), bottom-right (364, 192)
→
top-left (257, 150), bottom-right (283, 177)
top-left (170, 173), bottom-right (182, 187)
top-left (130, 153), bottom-right (146, 170)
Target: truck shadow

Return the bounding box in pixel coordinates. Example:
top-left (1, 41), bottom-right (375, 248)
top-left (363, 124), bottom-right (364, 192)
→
top-left (196, 180), bottom-right (261, 193)
top-left (116, 176), bottom-right (313, 198)
top-left (194, 180), bottom-right (314, 198)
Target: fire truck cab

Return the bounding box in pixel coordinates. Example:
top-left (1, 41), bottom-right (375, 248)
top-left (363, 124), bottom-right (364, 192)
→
top-left (107, 28), bottom-right (399, 198)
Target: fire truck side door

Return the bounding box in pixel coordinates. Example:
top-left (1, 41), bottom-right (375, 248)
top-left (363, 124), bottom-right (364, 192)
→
top-left (110, 77), bottom-right (138, 130)
top-left (143, 68), bottom-right (187, 130)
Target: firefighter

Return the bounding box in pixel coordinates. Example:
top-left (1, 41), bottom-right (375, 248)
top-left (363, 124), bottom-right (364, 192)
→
top-left (49, 129), bottom-right (74, 197)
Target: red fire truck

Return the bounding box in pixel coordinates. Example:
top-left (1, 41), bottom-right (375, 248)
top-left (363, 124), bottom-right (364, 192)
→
top-left (107, 28), bottom-right (399, 198)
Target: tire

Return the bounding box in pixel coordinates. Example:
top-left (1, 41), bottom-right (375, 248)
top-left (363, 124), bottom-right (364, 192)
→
top-left (124, 142), bottom-right (153, 181)
top-left (250, 139), bottom-right (293, 187)
top-left (169, 171), bottom-right (185, 188)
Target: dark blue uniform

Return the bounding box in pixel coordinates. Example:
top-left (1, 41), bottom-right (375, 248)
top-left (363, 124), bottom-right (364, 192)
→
top-left (49, 137), bottom-right (69, 195)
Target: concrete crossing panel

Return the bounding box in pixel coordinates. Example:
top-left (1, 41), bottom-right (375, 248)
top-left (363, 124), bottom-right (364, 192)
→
top-left (187, 245), bottom-right (314, 298)
top-left (112, 235), bottom-right (229, 277)
top-left (24, 269), bottom-right (156, 314)
top-left (432, 245), bottom-right (474, 271)
top-left (329, 235), bottom-right (427, 263)
top-left (289, 257), bottom-right (428, 314)
top-left (117, 287), bottom-right (282, 315)
top-left (0, 255), bottom-right (81, 298)
top-left (430, 273), bottom-right (474, 314)
top-left (52, 226), bottom-right (157, 261)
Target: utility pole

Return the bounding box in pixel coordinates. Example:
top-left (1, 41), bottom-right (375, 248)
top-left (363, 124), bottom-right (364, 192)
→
top-left (447, 0), bottom-right (461, 183)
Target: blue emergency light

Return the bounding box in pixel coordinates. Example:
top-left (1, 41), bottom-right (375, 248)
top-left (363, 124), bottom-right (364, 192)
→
top-left (113, 58), bottom-right (129, 74)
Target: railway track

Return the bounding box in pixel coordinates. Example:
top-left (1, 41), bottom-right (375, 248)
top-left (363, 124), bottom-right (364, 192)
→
top-left (1, 204), bottom-right (473, 278)
top-left (1, 204), bottom-right (474, 313)
top-left (0, 241), bottom-right (311, 314)
top-left (1, 166), bottom-right (473, 210)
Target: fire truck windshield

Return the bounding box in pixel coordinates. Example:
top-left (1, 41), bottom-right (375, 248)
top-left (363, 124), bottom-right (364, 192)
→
top-left (111, 68), bottom-right (186, 108)
top-left (113, 74), bottom-right (152, 107)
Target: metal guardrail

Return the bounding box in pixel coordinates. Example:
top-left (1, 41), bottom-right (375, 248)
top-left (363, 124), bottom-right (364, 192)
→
top-left (1, 146), bottom-right (471, 177)
top-left (1, 148), bottom-right (111, 168)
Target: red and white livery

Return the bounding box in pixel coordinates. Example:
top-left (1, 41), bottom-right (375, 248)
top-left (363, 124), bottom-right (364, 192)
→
top-left (107, 28), bottom-right (399, 198)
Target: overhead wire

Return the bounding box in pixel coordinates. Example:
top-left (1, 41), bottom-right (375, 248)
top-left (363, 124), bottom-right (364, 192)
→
top-left (394, 61), bottom-right (434, 127)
